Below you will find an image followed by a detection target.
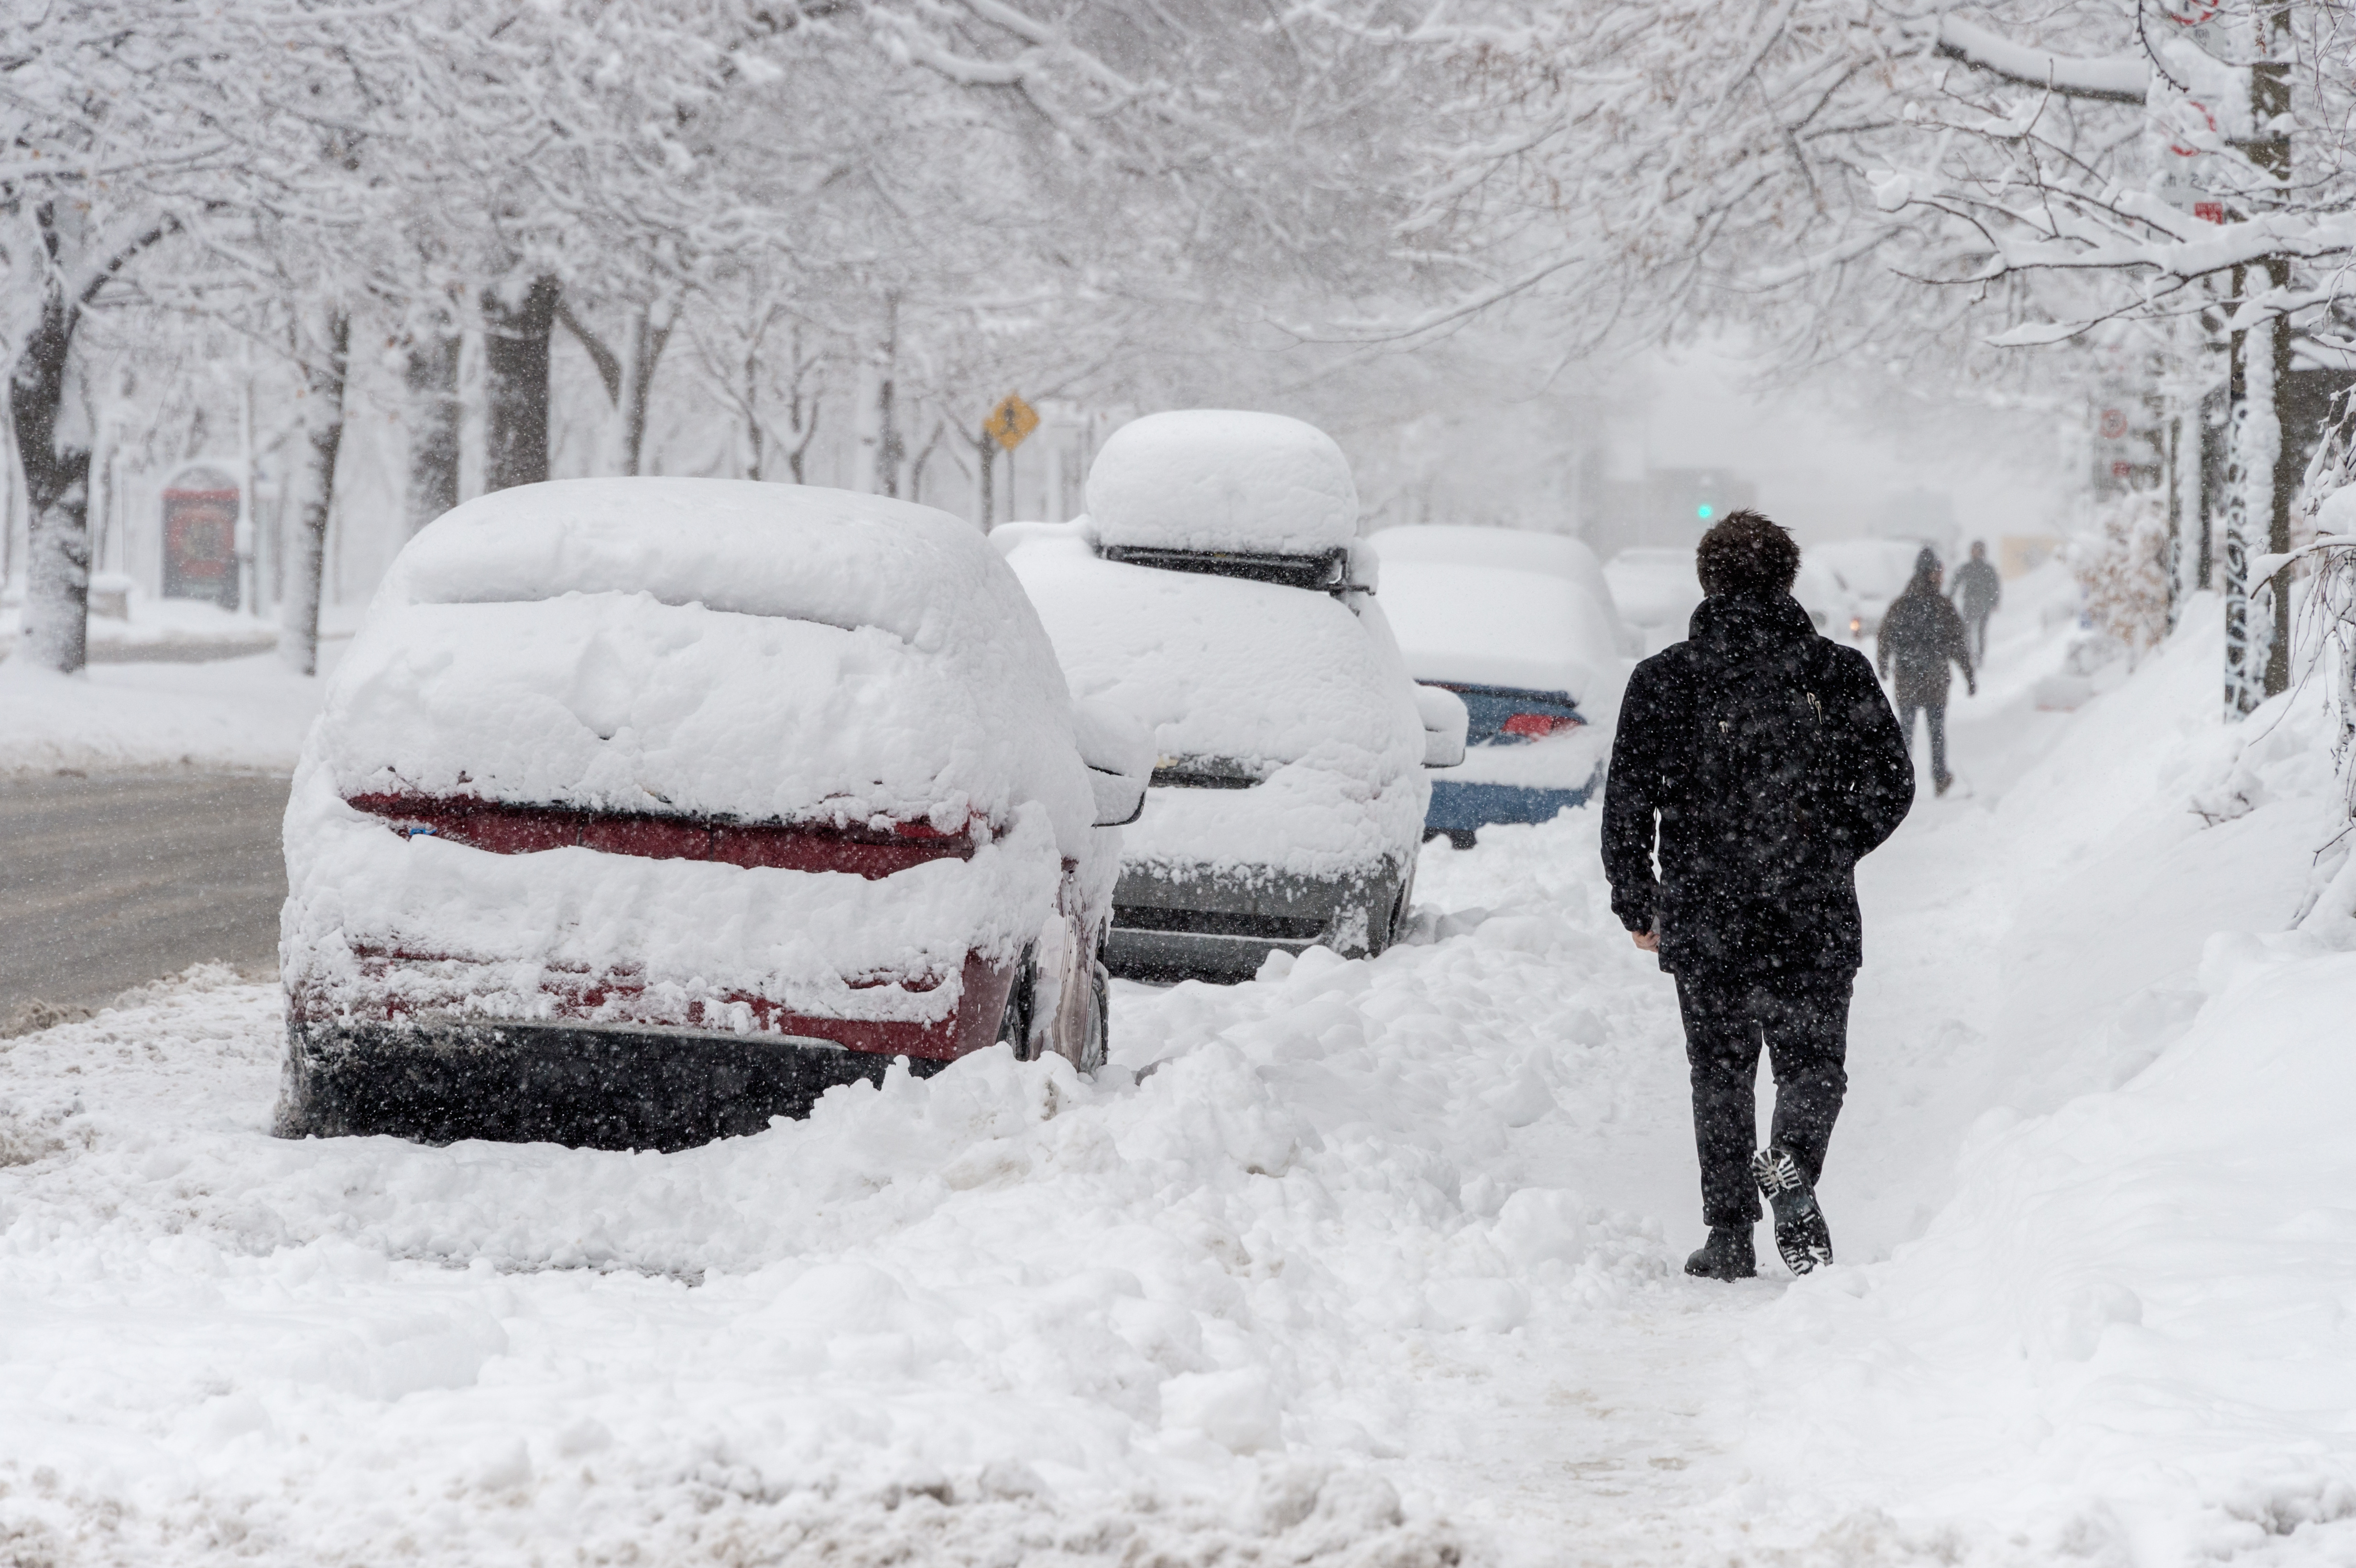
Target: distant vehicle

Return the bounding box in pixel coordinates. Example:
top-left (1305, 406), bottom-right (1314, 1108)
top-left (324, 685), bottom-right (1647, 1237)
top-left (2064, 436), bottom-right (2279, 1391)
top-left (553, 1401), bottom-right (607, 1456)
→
top-left (276, 478), bottom-right (1151, 1152)
top-left (1002, 410), bottom-right (1465, 982)
top-left (1806, 539), bottom-right (1927, 641)
top-left (1368, 525), bottom-right (1630, 849)
top-left (1605, 547), bottom-right (1705, 656)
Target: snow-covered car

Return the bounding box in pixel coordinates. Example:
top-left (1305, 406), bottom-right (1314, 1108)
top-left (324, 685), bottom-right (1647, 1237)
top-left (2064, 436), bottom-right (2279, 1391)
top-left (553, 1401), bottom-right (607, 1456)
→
top-left (1805, 539), bottom-right (1926, 641)
top-left (274, 479), bottom-right (1151, 1151)
top-left (1604, 546), bottom-right (1705, 656)
top-left (1000, 410), bottom-right (1465, 982)
top-left (1367, 525), bottom-right (1629, 849)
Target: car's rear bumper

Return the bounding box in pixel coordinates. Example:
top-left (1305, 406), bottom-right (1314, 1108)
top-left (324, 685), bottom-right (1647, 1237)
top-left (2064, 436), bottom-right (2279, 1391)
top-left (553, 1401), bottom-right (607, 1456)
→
top-left (1424, 778), bottom-right (1598, 848)
top-left (274, 1016), bottom-right (950, 1152)
top-left (1105, 859), bottom-right (1407, 981)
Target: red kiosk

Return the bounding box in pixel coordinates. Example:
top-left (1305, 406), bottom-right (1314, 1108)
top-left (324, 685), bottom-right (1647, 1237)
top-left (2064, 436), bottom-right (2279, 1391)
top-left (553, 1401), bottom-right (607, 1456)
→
top-left (161, 465), bottom-right (241, 610)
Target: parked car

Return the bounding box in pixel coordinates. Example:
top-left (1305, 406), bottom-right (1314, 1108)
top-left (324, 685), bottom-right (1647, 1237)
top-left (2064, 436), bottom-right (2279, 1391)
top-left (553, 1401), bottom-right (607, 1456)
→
top-left (1604, 546), bottom-right (1706, 656)
top-left (1805, 538), bottom-right (1928, 641)
top-left (1368, 525), bottom-right (1629, 849)
top-left (1000, 410), bottom-right (1465, 982)
top-left (275, 478), bottom-right (1151, 1152)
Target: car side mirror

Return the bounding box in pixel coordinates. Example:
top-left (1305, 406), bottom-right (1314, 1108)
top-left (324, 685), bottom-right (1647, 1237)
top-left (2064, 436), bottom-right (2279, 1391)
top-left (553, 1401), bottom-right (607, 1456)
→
top-left (1072, 697), bottom-right (1153, 827)
top-left (1415, 685), bottom-right (1468, 769)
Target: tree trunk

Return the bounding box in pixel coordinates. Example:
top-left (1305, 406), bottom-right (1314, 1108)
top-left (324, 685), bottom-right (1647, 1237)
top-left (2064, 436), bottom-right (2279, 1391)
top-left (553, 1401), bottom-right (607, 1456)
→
top-left (11, 277), bottom-right (92, 674)
top-left (404, 328), bottom-right (462, 534)
top-left (2262, 258), bottom-right (2297, 699)
top-left (622, 307), bottom-right (674, 477)
top-left (481, 276), bottom-right (559, 492)
top-left (282, 312), bottom-right (350, 677)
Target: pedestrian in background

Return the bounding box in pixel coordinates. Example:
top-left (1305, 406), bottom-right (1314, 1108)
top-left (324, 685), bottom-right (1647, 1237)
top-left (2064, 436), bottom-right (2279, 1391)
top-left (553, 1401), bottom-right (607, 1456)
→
top-left (1603, 511), bottom-right (1913, 1281)
top-left (1951, 540), bottom-right (2002, 664)
top-left (1877, 548), bottom-right (1975, 797)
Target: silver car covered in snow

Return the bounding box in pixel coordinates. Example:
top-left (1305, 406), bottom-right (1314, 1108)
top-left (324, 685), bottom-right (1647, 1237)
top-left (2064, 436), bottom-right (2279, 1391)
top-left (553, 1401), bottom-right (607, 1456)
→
top-left (1002, 411), bottom-right (1464, 981)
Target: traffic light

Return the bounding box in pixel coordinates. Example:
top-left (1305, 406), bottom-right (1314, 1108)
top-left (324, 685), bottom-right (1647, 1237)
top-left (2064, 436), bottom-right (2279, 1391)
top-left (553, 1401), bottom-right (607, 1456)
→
top-left (1697, 503), bottom-right (1715, 521)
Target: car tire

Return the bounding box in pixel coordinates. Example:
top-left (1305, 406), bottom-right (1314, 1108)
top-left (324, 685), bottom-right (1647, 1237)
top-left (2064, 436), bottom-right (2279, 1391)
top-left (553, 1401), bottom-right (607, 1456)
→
top-left (996, 949), bottom-right (1036, 1059)
top-left (1079, 958), bottom-right (1110, 1075)
top-left (1383, 870), bottom-right (1416, 953)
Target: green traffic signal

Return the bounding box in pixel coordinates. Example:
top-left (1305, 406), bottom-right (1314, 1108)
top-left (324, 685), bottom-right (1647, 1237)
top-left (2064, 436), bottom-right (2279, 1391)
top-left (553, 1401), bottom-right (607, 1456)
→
top-left (1697, 504), bottom-right (1714, 520)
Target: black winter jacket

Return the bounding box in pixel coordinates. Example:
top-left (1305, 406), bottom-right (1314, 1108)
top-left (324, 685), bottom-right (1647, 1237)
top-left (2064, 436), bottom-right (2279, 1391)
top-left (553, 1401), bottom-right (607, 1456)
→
top-left (1878, 579), bottom-right (1974, 708)
top-left (1603, 594), bottom-right (1913, 982)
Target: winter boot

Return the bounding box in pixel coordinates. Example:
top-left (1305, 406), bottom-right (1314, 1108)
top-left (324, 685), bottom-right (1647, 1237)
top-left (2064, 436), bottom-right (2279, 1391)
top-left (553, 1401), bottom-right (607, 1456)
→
top-left (1751, 1144), bottom-right (1834, 1274)
top-left (1682, 1225), bottom-right (1756, 1282)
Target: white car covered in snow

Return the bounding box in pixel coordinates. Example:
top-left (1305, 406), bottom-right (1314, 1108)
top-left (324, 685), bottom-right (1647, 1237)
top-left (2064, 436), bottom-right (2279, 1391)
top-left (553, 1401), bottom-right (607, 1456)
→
top-left (1000, 410), bottom-right (1465, 982)
top-left (275, 479), bottom-right (1150, 1150)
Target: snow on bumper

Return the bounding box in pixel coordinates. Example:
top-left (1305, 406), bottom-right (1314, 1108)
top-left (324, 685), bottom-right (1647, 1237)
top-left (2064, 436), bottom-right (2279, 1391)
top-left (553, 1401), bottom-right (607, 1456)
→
top-left (279, 763), bottom-right (1062, 1047)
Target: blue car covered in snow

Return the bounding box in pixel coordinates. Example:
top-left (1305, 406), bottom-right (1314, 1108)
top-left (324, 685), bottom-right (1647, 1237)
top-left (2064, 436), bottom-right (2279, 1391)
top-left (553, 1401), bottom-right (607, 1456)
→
top-left (1368, 526), bottom-right (1633, 850)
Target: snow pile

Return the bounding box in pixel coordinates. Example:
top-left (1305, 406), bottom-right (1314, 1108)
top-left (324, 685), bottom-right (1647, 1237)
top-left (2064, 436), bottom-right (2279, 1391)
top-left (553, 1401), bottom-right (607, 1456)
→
top-left (1003, 531), bottom-right (1428, 877)
top-left (333, 479), bottom-right (1091, 849)
top-left (1086, 412), bottom-right (1359, 558)
top-left (0, 836), bottom-right (1683, 1565)
top-left (2, 584), bottom-right (279, 664)
top-left (0, 653), bottom-right (324, 775)
top-left (1732, 597), bottom-right (2356, 1561)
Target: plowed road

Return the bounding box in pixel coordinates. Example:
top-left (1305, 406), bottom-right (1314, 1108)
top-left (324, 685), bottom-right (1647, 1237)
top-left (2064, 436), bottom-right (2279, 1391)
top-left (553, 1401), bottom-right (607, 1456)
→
top-left (0, 772), bottom-right (289, 1019)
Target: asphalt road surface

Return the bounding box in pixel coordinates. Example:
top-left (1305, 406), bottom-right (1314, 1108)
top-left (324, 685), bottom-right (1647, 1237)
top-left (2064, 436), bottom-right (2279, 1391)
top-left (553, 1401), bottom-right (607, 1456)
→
top-left (0, 772), bottom-right (290, 1021)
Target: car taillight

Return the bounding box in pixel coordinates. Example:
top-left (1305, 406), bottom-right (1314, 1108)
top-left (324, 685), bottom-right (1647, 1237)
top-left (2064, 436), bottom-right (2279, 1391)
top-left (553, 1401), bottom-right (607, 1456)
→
top-left (348, 795), bottom-right (978, 879)
top-left (1500, 713), bottom-right (1581, 739)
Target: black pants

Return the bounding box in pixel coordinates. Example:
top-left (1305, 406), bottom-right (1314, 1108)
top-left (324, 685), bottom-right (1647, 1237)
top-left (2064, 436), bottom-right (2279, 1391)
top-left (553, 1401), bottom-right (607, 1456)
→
top-left (1966, 610), bottom-right (1992, 664)
top-left (1673, 970), bottom-right (1853, 1228)
top-left (1898, 700), bottom-right (1949, 786)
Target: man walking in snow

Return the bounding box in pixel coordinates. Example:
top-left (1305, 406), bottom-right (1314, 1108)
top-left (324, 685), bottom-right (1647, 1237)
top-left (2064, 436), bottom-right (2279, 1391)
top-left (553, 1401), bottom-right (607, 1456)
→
top-left (1951, 540), bottom-right (2002, 664)
top-left (1878, 548), bottom-right (1976, 797)
top-left (1602, 512), bottom-right (1913, 1281)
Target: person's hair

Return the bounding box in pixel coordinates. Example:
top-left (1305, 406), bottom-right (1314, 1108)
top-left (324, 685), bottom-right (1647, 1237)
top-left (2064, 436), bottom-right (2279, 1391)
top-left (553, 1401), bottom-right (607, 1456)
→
top-left (1694, 510), bottom-right (1800, 599)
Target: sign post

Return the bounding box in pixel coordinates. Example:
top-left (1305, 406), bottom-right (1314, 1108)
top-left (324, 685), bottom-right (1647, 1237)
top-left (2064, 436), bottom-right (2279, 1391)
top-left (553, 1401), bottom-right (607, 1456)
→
top-left (981, 393), bottom-right (1039, 529)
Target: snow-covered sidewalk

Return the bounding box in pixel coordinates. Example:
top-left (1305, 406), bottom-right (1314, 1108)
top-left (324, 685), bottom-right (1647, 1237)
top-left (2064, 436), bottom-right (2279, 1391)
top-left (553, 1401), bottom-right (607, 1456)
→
top-left (1, 593), bottom-right (2350, 1566)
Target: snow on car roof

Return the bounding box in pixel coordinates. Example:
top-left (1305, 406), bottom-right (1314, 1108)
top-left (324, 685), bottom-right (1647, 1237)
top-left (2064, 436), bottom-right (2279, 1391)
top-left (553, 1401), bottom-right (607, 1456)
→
top-left (1003, 531), bottom-right (1420, 781)
top-left (385, 478), bottom-right (992, 645)
top-left (1086, 410), bottom-right (1359, 558)
top-left (1375, 558), bottom-right (1619, 703)
top-left (321, 479), bottom-right (1091, 846)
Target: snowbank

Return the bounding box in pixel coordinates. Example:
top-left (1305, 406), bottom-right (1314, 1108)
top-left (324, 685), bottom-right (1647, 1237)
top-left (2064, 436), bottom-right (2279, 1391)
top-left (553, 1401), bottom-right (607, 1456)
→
top-left (0, 653), bottom-right (324, 775)
top-left (1732, 594), bottom-right (2356, 1561)
top-left (1087, 412), bottom-right (1359, 558)
top-left (0, 849), bottom-right (1678, 1563)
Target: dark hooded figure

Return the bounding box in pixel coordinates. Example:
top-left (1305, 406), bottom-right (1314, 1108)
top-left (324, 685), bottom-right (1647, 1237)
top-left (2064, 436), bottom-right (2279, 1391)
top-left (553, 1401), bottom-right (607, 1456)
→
top-left (1603, 511), bottom-right (1913, 1281)
top-left (1950, 540), bottom-right (2002, 664)
top-left (1877, 548), bottom-right (1975, 796)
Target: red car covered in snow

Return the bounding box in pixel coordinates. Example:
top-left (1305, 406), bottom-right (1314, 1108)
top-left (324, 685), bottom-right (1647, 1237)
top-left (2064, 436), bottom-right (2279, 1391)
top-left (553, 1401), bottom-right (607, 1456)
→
top-left (273, 478), bottom-right (1147, 1150)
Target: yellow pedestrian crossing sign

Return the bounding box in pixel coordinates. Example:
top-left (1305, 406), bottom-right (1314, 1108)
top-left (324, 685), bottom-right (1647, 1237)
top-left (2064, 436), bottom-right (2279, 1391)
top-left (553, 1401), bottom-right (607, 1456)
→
top-left (984, 392), bottom-right (1039, 452)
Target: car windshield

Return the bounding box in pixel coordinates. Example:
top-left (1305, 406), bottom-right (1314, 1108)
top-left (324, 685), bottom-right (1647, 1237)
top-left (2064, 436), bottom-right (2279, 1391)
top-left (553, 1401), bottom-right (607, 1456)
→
top-left (1007, 540), bottom-right (1417, 780)
top-left (1378, 561), bottom-right (1617, 704)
